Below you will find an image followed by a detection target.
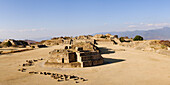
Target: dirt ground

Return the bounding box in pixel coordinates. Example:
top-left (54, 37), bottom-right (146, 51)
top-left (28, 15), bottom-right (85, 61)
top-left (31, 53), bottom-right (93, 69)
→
top-left (0, 42), bottom-right (170, 85)
top-left (0, 47), bottom-right (29, 53)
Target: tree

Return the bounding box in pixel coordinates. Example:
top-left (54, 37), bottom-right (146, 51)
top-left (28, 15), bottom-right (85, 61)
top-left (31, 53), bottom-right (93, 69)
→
top-left (133, 35), bottom-right (144, 41)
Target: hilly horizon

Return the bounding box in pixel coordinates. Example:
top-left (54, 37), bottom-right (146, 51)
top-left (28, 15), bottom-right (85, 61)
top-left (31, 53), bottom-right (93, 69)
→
top-left (94, 27), bottom-right (170, 40)
top-left (1, 27), bottom-right (170, 42)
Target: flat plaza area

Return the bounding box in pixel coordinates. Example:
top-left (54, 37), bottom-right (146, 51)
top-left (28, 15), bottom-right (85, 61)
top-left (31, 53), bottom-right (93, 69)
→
top-left (0, 42), bottom-right (170, 85)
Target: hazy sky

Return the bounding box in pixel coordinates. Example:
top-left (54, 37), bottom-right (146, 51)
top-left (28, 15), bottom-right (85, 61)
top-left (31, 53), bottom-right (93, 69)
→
top-left (0, 0), bottom-right (170, 40)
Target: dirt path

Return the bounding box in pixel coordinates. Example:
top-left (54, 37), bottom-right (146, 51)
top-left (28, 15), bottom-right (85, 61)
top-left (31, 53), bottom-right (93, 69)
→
top-left (0, 42), bottom-right (170, 85)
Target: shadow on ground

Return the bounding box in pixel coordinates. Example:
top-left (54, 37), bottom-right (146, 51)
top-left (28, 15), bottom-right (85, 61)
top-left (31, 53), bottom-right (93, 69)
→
top-left (89, 47), bottom-right (125, 67)
top-left (103, 58), bottom-right (125, 65)
top-left (0, 49), bottom-right (17, 50)
top-left (89, 58), bottom-right (125, 67)
top-left (99, 47), bottom-right (115, 54)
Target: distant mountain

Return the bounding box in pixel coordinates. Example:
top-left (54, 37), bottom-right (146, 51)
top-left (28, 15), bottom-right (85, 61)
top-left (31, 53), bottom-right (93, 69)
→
top-left (31, 36), bottom-right (52, 42)
top-left (94, 27), bottom-right (170, 40)
top-left (0, 39), bottom-right (3, 42)
top-left (24, 40), bottom-right (37, 44)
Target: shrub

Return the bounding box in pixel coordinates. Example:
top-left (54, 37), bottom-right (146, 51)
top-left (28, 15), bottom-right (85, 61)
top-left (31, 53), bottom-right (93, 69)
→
top-left (100, 35), bottom-right (107, 38)
top-left (114, 35), bottom-right (118, 38)
top-left (51, 37), bottom-right (58, 40)
top-left (119, 37), bottom-right (125, 42)
top-left (124, 36), bottom-right (129, 39)
top-left (133, 35), bottom-right (144, 41)
top-left (63, 36), bottom-right (71, 40)
top-left (31, 46), bottom-right (35, 48)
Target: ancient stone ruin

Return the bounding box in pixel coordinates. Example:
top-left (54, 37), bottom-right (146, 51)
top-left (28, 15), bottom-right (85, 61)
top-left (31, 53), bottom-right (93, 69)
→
top-left (45, 42), bottom-right (104, 68)
top-left (1, 39), bottom-right (29, 47)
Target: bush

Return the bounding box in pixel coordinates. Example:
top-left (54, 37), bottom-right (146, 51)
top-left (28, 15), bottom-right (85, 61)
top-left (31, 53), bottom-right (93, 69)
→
top-left (119, 37), bottom-right (125, 42)
top-left (63, 37), bottom-right (71, 40)
top-left (133, 35), bottom-right (144, 41)
top-left (31, 46), bottom-right (35, 48)
top-left (114, 35), bottom-right (118, 38)
top-left (100, 35), bottom-right (107, 38)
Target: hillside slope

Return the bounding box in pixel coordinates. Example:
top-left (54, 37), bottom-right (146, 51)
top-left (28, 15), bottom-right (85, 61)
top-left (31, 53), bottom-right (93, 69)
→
top-left (94, 27), bottom-right (170, 40)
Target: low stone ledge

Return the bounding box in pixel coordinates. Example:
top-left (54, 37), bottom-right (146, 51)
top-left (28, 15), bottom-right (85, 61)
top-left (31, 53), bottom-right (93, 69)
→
top-left (44, 62), bottom-right (82, 68)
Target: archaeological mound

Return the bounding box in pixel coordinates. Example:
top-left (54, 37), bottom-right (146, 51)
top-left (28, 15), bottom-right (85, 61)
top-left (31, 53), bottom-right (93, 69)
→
top-left (45, 42), bottom-right (104, 68)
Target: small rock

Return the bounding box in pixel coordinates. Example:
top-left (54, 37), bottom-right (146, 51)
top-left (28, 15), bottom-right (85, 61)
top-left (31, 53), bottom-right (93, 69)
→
top-left (58, 79), bottom-right (63, 82)
top-left (75, 81), bottom-right (79, 83)
top-left (51, 75), bottom-right (55, 78)
top-left (34, 72), bottom-right (38, 74)
top-left (83, 79), bottom-right (88, 81)
top-left (22, 68), bottom-right (26, 70)
top-left (47, 72), bottom-right (51, 75)
top-left (27, 63), bottom-right (33, 66)
top-left (80, 78), bottom-right (84, 80)
top-left (28, 60), bottom-right (33, 63)
top-left (70, 75), bottom-right (76, 79)
top-left (29, 71), bottom-right (34, 74)
top-left (40, 72), bottom-right (43, 74)
top-left (74, 78), bottom-right (78, 80)
top-left (23, 64), bottom-right (26, 66)
top-left (44, 72), bottom-right (47, 75)
top-left (18, 69), bottom-right (21, 71)
top-left (54, 76), bottom-right (58, 79)
top-left (52, 73), bottom-right (56, 76)
top-left (33, 60), bottom-right (38, 62)
top-left (21, 69), bottom-right (26, 72)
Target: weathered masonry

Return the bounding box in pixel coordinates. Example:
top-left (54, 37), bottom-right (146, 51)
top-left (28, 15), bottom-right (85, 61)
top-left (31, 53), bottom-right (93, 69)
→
top-left (45, 42), bottom-right (104, 68)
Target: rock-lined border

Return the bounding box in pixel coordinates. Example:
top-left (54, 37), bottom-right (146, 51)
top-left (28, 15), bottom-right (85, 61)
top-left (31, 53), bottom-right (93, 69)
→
top-left (18, 58), bottom-right (88, 84)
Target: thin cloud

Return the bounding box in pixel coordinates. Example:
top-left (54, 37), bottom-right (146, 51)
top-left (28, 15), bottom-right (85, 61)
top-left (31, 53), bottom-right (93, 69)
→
top-left (104, 23), bottom-right (108, 26)
top-left (127, 23), bottom-right (170, 29)
top-left (17, 28), bottom-right (46, 32)
top-left (147, 23), bottom-right (170, 27)
top-left (128, 25), bottom-right (137, 28)
top-left (0, 28), bottom-right (48, 40)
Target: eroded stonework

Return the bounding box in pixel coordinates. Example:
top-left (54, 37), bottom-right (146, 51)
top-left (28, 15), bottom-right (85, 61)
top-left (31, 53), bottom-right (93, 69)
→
top-left (45, 42), bottom-right (104, 68)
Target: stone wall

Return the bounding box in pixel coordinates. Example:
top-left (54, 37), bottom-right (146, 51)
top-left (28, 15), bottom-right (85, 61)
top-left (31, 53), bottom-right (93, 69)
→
top-left (48, 50), bottom-right (70, 63)
top-left (45, 42), bottom-right (104, 68)
top-left (82, 58), bottom-right (103, 67)
top-left (92, 59), bottom-right (104, 66)
top-left (76, 51), bottom-right (104, 67)
top-left (68, 52), bottom-right (77, 63)
top-left (43, 39), bottom-right (71, 46)
top-left (73, 39), bottom-right (95, 44)
top-left (45, 62), bottom-right (82, 68)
